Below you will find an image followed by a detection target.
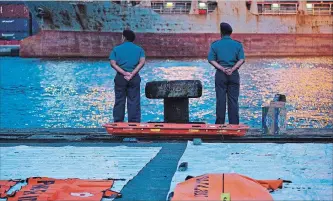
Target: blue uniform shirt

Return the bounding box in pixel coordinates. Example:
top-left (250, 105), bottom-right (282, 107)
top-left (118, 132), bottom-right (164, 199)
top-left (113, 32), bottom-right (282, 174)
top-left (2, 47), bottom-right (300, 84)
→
top-left (207, 36), bottom-right (245, 68)
top-left (109, 42), bottom-right (145, 72)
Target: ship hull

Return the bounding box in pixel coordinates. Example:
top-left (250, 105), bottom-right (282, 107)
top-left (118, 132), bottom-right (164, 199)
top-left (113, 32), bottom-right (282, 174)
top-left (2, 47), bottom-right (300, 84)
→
top-left (8, 1), bottom-right (332, 57)
top-left (23, 1), bottom-right (333, 34)
top-left (20, 30), bottom-right (333, 57)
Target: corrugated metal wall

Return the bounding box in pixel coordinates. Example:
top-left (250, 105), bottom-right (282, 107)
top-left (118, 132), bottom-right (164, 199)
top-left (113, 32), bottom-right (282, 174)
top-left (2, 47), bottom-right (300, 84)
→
top-left (0, 4), bottom-right (29, 18)
top-left (0, 3), bottom-right (34, 40)
top-left (0, 18), bottom-right (29, 31)
top-left (0, 32), bottom-right (29, 40)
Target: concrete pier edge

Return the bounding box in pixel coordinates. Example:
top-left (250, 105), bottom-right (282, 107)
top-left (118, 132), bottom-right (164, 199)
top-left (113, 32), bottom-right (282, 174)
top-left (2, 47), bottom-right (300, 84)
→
top-left (0, 128), bottom-right (332, 143)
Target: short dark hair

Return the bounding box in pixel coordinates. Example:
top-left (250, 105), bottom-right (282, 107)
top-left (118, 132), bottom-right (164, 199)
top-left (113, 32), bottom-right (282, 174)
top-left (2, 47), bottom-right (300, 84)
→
top-left (220, 22), bottom-right (233, 36)
top-left (123, 30), bottom-right (136, 42)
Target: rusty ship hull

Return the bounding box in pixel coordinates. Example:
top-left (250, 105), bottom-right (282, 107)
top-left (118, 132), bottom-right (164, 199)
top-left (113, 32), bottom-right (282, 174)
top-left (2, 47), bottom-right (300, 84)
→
top-left (2, 1), bottom-right (333, 57)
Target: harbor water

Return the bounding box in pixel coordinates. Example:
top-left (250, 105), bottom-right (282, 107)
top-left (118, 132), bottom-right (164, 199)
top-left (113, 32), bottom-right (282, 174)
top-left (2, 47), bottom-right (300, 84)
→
top-left (0, 56), bottom-right (332, 129)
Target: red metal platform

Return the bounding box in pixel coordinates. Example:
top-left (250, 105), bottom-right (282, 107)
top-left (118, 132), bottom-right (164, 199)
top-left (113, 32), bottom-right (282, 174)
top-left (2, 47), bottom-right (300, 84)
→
top-left (103, 123), bottom-right (249, 138)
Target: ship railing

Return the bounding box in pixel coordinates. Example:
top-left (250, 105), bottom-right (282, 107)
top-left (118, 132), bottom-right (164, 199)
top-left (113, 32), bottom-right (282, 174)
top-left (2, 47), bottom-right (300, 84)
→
top-left (261, 9), bottom-right (297, 15)
top-left (151, 2), bottom-right (216, 14)
top-left (258, 2), bottom-right (333, 16)
top-left (308, 7), bottom-right (332, 15)
top-left (261, 8), bottom-right (332, 15)
top-left (151, 6), bottom-right (191, 14)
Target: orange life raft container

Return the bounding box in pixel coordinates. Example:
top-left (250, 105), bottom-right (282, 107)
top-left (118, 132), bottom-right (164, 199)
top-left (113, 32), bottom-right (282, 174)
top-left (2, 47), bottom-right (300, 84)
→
top-left (170, 173), bottom-right (286, 201)
top-left (104, 123), bottom-right (249, 138)
top-left (0, 180), bottom-right (21, 198)
top-left (7, 177), bottom-right (120, 201)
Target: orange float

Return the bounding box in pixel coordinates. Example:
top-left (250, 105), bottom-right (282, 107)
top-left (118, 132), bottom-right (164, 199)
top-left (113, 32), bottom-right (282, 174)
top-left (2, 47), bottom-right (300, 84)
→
top-left (0, 180), bottom-right (21, 198)
top-left (7, 177), bottom-right (120, 201)
top-left (103, 123), bottom-right (249, 138)
top-left (170, 173), bottom-right (287, 201)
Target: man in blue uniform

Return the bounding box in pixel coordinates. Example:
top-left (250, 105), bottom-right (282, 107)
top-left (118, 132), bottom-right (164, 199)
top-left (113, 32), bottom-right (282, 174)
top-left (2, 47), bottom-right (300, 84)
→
top-left (208, 22), bottom-right (245, 125)
top-left (109, 30), bottom-right (145, 122)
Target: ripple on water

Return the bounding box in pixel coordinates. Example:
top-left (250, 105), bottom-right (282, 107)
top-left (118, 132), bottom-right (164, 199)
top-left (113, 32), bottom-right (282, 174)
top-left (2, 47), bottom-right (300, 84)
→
top-left (0, 57), bottom-right (332, 128)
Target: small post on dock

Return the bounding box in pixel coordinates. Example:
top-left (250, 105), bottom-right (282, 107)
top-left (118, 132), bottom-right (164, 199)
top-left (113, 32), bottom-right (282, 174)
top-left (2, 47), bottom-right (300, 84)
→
top-left (262, 94), bottom-right (287, 135)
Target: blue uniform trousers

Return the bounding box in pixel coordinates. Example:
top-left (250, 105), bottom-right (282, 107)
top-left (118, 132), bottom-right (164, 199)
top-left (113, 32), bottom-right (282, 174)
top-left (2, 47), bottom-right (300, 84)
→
top-left (113, 73), bottom-right (141, 122)
top-left (215, 70), bottom-right (240, 124)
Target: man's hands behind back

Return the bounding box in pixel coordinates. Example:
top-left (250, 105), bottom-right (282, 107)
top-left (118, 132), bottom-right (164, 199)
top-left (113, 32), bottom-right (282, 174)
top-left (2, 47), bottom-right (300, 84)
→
top-left (124, 72), bottom-right (133, 81)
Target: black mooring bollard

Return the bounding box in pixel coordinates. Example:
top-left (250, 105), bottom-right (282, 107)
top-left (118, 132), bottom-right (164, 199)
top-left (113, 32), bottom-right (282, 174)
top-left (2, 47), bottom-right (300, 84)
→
top-left (145, 80), bottom-right (202, 123)
top-left (164, 98), bottom-right (189, 123)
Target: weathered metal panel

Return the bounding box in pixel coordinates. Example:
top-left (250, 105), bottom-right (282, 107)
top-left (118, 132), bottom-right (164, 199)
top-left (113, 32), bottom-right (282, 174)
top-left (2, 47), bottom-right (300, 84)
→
top-left (24, 1), bottom-right (333, 34)
top-left (31, 16), bottom-right (40, 34)
top-left (0, 4), bottom-right (29, 18)
top-left (0, 31), bottom-right (29, 40)
top-left (0, 18), bottom-right (29, 32)
top-left (0, 39), bottom-right (20, 45)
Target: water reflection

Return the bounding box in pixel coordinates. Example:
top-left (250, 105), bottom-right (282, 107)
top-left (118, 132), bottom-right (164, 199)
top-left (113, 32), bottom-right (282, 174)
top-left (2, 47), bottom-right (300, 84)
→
top-left (38, 60), bottom-right (115, 128)
top-left (0, 57), bottom-right (332, 128)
